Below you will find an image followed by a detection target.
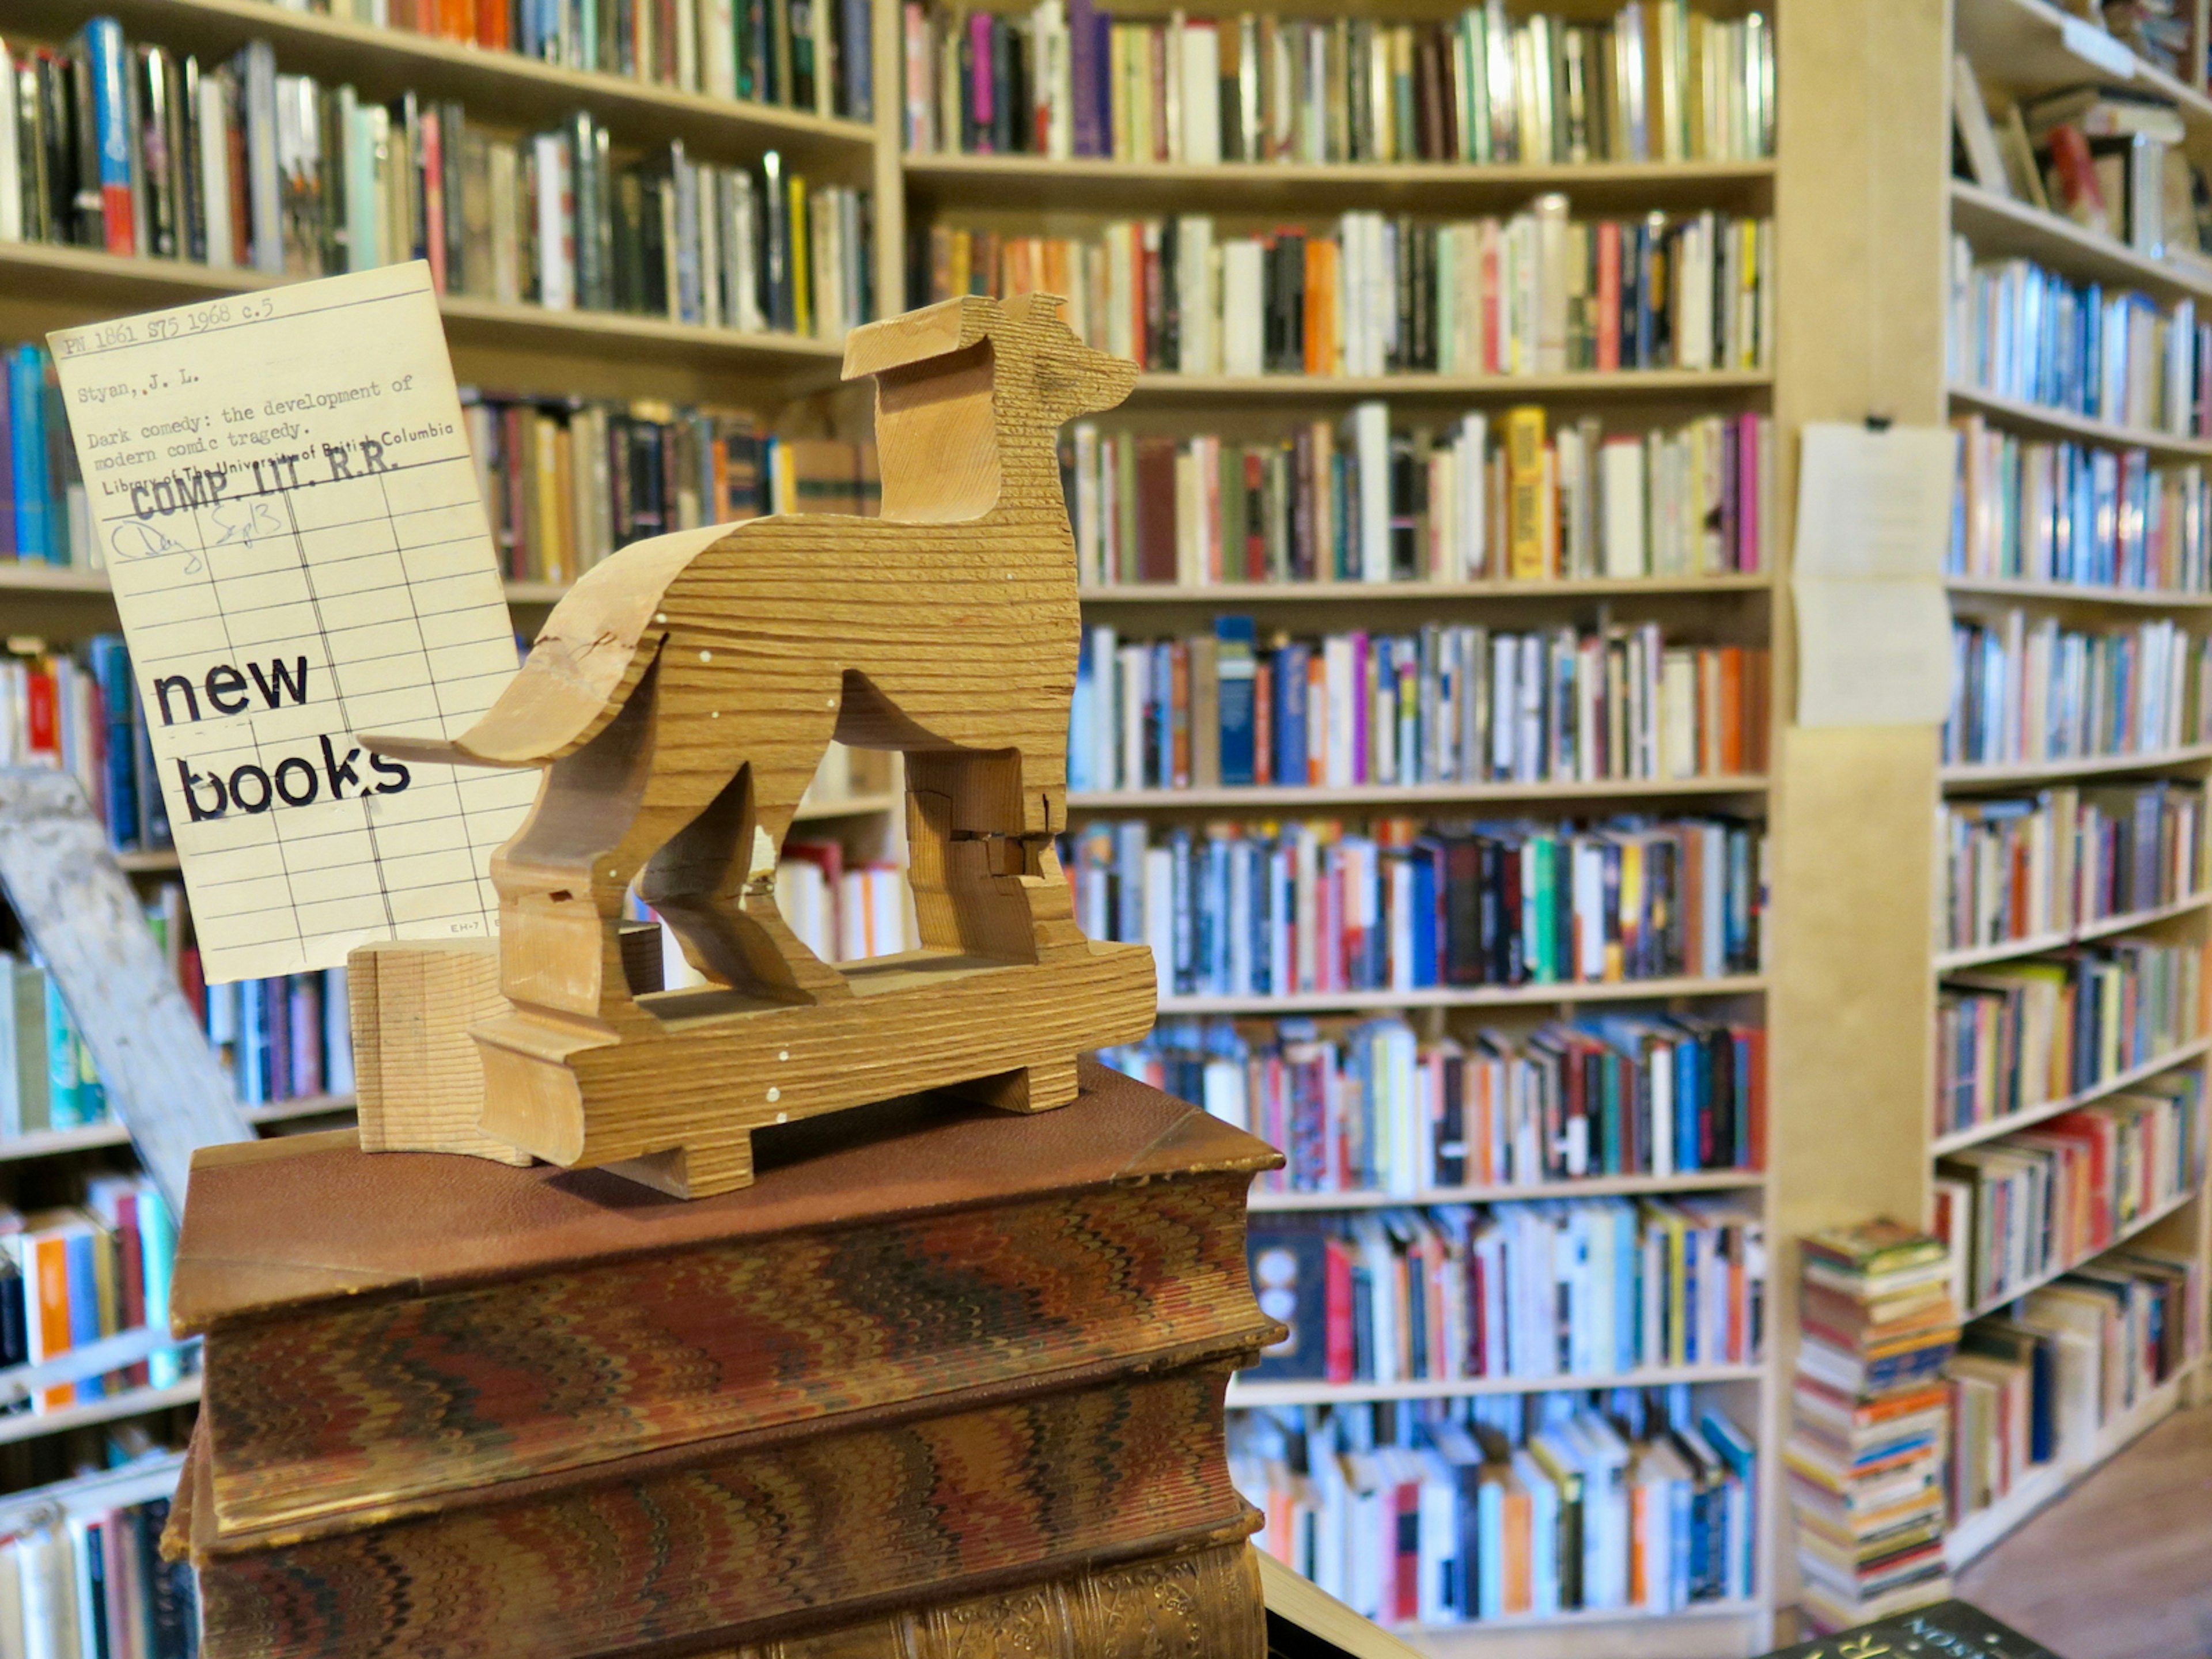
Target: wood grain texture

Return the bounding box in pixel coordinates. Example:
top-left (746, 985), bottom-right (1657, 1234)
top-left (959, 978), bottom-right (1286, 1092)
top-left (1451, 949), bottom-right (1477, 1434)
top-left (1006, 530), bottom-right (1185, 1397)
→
top-left (348, 942), bottom-right (531, 1165)
top-left (362, 294), bottom-right (1152, 1195)
top-left (0, 768), bottom-right (252, 1211)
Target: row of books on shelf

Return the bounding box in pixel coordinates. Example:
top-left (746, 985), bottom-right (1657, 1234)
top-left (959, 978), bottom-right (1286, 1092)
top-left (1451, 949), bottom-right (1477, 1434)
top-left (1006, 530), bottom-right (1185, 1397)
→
top-left (902, 0), bottom-right (1773, 168)
top-left (0, 346), bottom-right (82, 567)
top-left (1233, 1389), bottom-right (1756, 1626)
top-left (1066, 813), bottom-right (1763, 998)
top-left (1787, 1221), bottom-right (1959, 1630)
top-left (1955, 74), bottom-right (2211, 266)
top-left (1932, 1072), bottom-right (2199, 1313)
top-left (1949, 416), bottom-right (2212, 594)
top-left (1943, 611), bottom-right (2212, 770)
top-left (0, 26), bottom-right (873, 339)
top-left (1938, 938), bottom-right (2203, 1140)
top-left (1946, 1245), bottom-right (2202, 1528)
top-left (257, 0), bottom-right (874, 114)
top-left (1070, 619), bottom-right (1767, 794)
top-left (917, 203), bottom-right (1772, 376)
top-left (0, 1459), bottom-right (195, 1658)
top-left (463, 391), bottom-right (880, 583)
top-left (1946, 243), bottom-right (2211, 438)
top-left (1107, 1011), bottom-right (1761, 1193)
top-left (0, 956), bottom-right (103, 1138)
top-left (0, 1176), bottom-right (182, 1413)
top-left (1063, 409), bottom-right (1771, 590)
top-left (1244, 1196), bottom-right (1761, 1384)
top-left (1937, 781), bottom-right (2203, 954)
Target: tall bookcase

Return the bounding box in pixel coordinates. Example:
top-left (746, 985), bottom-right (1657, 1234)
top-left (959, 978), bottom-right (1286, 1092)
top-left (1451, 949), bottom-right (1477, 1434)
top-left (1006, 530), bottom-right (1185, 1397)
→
top-left (1936, 0), bottom-right (2212, 1575)
top-left (1767, 0), bottom-right (2212, 1626)
top-left (0, 0), bottom-right (908, 1480)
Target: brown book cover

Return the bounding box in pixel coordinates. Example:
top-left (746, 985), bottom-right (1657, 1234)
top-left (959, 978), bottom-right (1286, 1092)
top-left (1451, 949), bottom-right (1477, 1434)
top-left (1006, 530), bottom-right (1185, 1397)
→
top-left (700, 1540), bottom-right (1262, 1659)
top-left (179, 1063), bottom-right (1279, 1546)
top-left (1135, 437), bottom-right (1180, 582)
top-left (186, 1363), bottom-right (1259, 1659)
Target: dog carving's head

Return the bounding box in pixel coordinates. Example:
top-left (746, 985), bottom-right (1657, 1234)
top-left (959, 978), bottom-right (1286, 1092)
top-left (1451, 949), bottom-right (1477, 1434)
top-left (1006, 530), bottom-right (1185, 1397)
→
top-left (1001, 293), bottom-right (1139, 425)
top-left (843, 293), bottom-right (1137, 429)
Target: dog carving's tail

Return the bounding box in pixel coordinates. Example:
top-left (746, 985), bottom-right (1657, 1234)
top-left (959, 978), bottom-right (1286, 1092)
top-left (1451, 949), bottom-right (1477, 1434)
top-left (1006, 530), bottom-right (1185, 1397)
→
top-left (362, 524), bottom-right (721, 769)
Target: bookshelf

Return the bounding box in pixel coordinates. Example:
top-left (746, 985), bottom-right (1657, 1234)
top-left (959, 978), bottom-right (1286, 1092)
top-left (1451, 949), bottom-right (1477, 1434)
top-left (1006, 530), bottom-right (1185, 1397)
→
top-left (0, 0), bottom-right (908, 1476)
top-left (1757, 0), bottom-right (2212, 1615)
top-left (948, 2), bottom-right (1782, 1650)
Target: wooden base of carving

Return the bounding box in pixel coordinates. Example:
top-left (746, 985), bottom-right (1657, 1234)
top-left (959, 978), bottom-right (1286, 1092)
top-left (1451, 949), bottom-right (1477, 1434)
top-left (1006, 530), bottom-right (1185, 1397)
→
top-left (349, 941), bottom-right (533, 1166)
top-left (472, 941), bottom-right (1157, 1199)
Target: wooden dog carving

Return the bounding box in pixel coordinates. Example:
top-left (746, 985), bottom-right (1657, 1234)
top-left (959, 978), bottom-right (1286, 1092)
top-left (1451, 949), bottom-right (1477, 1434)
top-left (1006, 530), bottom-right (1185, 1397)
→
top-left (363, 293), bottom-right (1157, 1196)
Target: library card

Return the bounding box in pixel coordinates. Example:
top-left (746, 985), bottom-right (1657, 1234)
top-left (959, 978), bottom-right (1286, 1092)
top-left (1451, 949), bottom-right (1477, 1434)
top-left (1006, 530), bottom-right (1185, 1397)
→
top-left (47, 263), bottom-right (537, 985)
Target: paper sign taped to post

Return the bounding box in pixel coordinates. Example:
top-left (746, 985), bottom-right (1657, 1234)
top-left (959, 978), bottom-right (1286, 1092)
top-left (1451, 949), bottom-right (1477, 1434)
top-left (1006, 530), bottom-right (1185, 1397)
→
top-left (1792, 422), bottom-right (1960, 728)
top-left (47, 263), bottom-right (536, 984)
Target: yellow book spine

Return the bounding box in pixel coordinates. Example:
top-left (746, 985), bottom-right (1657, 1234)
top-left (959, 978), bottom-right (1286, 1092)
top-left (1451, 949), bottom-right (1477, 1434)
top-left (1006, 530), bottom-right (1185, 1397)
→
top-left (1505, 404), bottom-right (1549, 579)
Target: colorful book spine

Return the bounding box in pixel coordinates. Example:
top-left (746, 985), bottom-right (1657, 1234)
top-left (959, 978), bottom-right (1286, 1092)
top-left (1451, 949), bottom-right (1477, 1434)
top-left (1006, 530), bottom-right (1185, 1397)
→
top-left (1231, 1389), bottom-right (1758, 1626)
top-left (1107, 1011), bottom-right (1764, 1190)
top-left (1944, 610), bottom-right (2212, 768)
top-left (1070, 621), bottom-right (1768, 793)
top-left (923, 206), bottom-right (1775, 377)
top-left (1066, 813), bottom-right (1764, 998)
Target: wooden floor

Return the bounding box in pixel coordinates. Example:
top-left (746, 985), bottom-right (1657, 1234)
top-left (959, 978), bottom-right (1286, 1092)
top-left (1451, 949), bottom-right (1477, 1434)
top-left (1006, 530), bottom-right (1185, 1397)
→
top-left (1957, 1401), bottom-right (2212, 1659)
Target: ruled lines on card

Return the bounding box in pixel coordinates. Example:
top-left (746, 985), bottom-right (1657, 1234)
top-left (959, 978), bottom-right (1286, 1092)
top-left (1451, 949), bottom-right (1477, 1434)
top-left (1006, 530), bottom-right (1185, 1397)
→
top-left (49, 264), bottom-right (537, 983)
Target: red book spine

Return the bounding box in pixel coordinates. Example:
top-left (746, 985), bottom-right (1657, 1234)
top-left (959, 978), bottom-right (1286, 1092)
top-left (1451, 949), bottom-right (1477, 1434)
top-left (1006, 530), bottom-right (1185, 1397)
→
top-left (1393, 1481), bottom-right (1421, 1623)
top-left (1323, 1238), bottom-right (1354, 1382)
top-left (25, 666), bottom-right (57, 760)
top-left (1596, 221), bottom-right (1622, 373)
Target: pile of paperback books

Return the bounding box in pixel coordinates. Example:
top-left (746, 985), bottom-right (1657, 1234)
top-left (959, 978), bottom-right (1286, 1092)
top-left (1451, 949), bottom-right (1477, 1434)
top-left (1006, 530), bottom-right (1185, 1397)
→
top-left (1786, 1219), bottom-right (1962, 1632)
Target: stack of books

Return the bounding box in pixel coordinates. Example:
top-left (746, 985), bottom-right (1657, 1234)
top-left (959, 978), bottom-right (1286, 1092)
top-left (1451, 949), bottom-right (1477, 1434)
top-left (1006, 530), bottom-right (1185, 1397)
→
top-left (1787, 1221), bottom-right (1961, 1633)
top-left (164, 1065), bottom-right (1282, 1658)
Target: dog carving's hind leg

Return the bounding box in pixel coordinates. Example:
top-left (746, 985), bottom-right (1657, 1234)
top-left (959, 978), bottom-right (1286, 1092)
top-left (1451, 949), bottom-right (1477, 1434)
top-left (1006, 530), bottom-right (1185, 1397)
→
top-left (638, 761), bottom-right (850, 1003)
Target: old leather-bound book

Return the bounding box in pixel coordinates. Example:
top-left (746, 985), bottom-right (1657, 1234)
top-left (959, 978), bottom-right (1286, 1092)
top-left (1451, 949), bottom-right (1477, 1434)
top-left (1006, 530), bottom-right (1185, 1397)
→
top-left (180, 1358), bottom-right (1260, 1659)
top-left (168, 1062), bottom-right (1281, 1658)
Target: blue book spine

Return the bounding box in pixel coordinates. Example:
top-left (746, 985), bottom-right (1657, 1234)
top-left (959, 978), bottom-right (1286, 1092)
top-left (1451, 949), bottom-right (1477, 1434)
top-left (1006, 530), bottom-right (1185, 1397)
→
top-left (64, 1232), bottom-right (104, 1400)
top-left (10, 349), bottom-right (49, 562)
top-left (43, 976), bottom-right (79, 1128)
top-left (84, 18), bottom-right (135, 249)
top-left (0, 363), bottom-right (14, 558)
top-left (1215, 615), bottom-right (1256, 786)
top-left (841, 0), bottom-right (872, 118)
top-left (89, 637), bottom-right (139, 850)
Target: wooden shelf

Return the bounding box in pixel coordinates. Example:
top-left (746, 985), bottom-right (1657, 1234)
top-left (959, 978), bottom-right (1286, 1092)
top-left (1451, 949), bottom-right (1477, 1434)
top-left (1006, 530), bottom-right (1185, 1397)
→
top-left (1227, 1361), bottom-right (1763, 1408)
top-left (1948, 382), bottom-right (2212, 459)
top-left (6, 0), bottom-right (877, 172)
top-left (1940, 743), bottom-right (2212, 788)
top-left (1959, 1183), bottom-right (2200, 1321)
top-left (1248, 1169), bottom-right (1765, 1213)
top-left (1946, 575), bottom-right (2212, 608)
top-left (1931, 1036), bottom-right (2212, 1156)
top-left (1934, 891), bottom-right (2212, 972)
top-left (1078, 575), bottom-right (1773, 604)
top-left (0, 243), bottom-right (846, 380)
top-left (1157, 974), bottom-right (1765, 1016)
top-left (1953, 0), bottom-right (2212, 152)
top-left (904, 153), bottom-right (1775, 214)
top-left (0, 1095), bottom-right (354, 1162)
top-left (113, 850), bottom-right (180, 874)
top-left (1945, 1359), bottom-right (2198, 1569)
top-left (1949, 179), bottom-right (2212, 308)
top-left (0, 1378), bottom-right (201, 1446)
top-left (1131, 368), bottom-right (1772, 403)
top-left (1071, 777), bottom-right (1767, 812)
top-left (793, 792), bottom-right (900, 821)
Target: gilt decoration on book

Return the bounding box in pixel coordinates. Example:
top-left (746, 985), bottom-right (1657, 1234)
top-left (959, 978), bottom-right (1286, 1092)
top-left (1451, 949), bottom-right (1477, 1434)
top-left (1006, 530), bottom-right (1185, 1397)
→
top-left (363, 291), bottom-right (1160, 1195)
